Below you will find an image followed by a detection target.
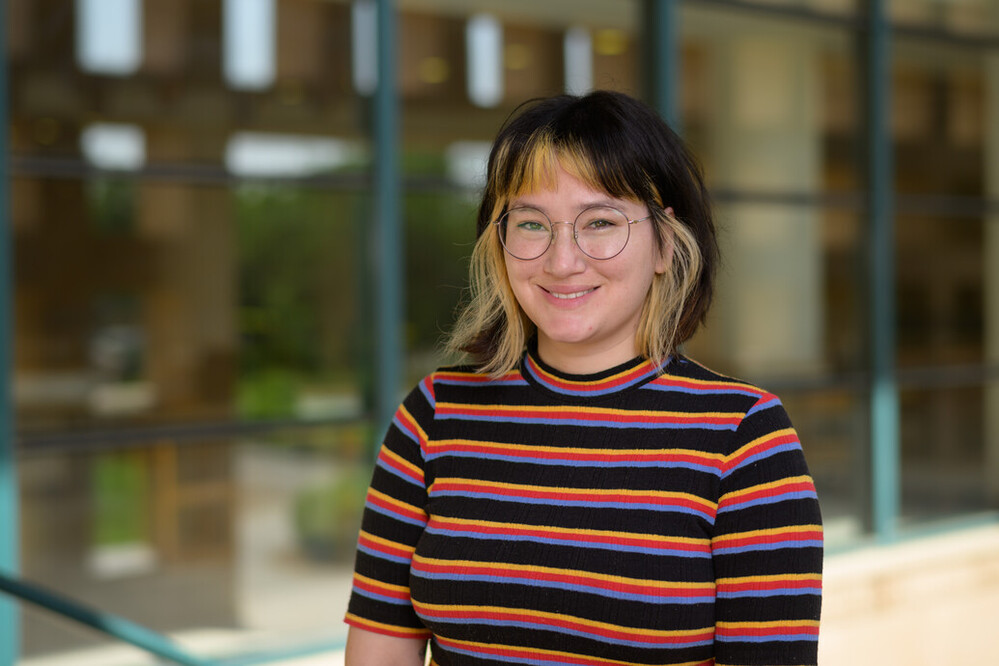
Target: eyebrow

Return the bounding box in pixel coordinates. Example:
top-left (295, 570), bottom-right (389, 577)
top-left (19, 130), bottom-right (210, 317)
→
top-left (507, 197), bottom-right (625, 212)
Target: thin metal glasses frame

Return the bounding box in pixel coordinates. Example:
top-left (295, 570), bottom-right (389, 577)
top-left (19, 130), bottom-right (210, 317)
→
top-left (493, 206), bottom-right (653, 261)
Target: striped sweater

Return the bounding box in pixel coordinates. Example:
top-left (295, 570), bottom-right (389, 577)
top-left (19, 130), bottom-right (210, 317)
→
top-left (345, 348), bottom-right (823, 665)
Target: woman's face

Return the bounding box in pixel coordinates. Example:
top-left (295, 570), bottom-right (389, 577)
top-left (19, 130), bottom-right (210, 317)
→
top-left (503, 166), bottom-right (668, 374)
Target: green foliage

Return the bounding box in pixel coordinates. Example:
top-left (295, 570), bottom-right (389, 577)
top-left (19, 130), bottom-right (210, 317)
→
top-left (293, 471), bottom-right (370, 561)
top-left (93, 454), bottom-right (148, 546)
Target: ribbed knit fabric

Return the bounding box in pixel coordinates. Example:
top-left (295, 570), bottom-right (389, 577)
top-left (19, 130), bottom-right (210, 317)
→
top-left (345, 345), bottom-right (823, 666)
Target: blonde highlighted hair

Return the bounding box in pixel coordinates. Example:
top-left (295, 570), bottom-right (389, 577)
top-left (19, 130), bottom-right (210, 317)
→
top-left (447, 91), bottom-right (718, 376)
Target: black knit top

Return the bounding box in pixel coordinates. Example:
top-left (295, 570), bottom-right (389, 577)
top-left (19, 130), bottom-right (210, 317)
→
top-left (346, 347), bottom-right (823, 665)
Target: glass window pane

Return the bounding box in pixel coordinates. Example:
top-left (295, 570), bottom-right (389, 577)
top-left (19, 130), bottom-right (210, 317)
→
top-left (891, 0), bottom-right (999, 36)
top-left (901, 383), bottom-right (995, 525)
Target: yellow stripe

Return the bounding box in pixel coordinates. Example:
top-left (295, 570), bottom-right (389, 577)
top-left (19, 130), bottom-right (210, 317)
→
top-left (716, 619), bottom-right (820, 630)
top-left (352, 572), bottom-right (410, 594)
top-left (432, 478), bottom-right (717, 511)
top-left (412, 601), bottom-right (712, 639)
top-left (439, 636), bottom-right (709, 666)
top-left (712, 524), bottom-right (823, 543)
top-left (715, 573), bottom-right (822, 586)
top-left (430, 516), bottom-right (710, 547)
top-left (344, 613), bottom-right (431, 637)
top-left (411, 553), bottom-right (715, 592)
top-left (358, 529), bottom-right (417, 555)
top-left (719, 475), bottom-right (814, 504)
top-left (652, 373), bottom-right (758, 390)
top-left (430, 438), bottom-right (725, 464)
top-left (367, 487), bottom-right (427, 519)
top-left (724, 428), bottom-right (798, 466)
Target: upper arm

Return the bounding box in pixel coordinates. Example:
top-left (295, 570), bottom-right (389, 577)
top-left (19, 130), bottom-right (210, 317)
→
top-left (345, 626), bottom-right (427, 666)
top-left (712, 394), bottom-right (823, 666)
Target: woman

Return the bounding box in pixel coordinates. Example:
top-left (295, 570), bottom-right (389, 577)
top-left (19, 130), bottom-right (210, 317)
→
top-left (344, 90), bottom-right (823, 666)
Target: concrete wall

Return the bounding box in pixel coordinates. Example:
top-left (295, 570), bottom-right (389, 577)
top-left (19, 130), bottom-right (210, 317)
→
top-left (819, 524), bottom-right (999, 665)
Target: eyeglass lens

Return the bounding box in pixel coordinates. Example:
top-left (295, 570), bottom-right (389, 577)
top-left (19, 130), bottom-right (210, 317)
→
top-left (499, 207), bottom-right (631, 260)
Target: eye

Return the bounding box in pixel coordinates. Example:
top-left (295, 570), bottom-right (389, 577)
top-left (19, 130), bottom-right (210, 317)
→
top-left (516, 219), bottom-right (548, 232)
top-left (580, 215), bottom-right (621, 231)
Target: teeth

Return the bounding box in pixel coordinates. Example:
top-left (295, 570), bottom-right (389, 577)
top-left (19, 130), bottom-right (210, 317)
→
top-left (550, 289), bottom-right (593, 300)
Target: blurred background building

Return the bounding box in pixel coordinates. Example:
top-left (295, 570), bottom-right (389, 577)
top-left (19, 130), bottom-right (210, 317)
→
top-left (1, 0), bottom-right (997, 664)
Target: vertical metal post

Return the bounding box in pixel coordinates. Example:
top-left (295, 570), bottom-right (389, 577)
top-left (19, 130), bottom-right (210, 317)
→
top-left (373, 0), bottom-right (403, 440)
top-left (865, 0), bottom-right (899, 540)
top-left (0, 0), bottom-right (21, 660)
top-left (642, 0), bottom-right (681, 132)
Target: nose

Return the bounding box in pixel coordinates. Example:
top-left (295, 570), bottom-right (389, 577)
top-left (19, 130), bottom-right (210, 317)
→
top-left (544, 220), bottom-right (586, 276)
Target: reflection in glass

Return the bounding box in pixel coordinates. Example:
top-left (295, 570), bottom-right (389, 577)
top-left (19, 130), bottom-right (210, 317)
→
top-left (223, 0), bottom-right (277, 90)
top-left (75, 0), bottom-right (142, 75)
top-left (466, 14), bottom-right (504, 107)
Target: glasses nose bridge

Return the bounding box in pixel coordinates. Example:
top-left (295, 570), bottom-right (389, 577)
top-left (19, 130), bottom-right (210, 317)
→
top-left (549, 218), bottom-right (579, 243)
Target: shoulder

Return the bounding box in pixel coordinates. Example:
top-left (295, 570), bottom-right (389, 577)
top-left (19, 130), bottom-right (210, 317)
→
top-left (647, 355), bottom-right (782, 414)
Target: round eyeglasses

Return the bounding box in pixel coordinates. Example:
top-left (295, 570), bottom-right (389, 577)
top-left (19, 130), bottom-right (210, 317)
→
top-left (493, 205), bottom-right (652, 261)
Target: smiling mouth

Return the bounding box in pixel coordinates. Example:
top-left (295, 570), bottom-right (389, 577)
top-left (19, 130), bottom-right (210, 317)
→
top-left (545, 287), bottom-right (597, 300)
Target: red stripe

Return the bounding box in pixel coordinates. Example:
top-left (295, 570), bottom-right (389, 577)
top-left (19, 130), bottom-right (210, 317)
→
top-left (353, 578), bottom-right (410, 600)
top-left (725, 432), bottom-right (800, 470)
top-left (529, 356), bottom-right (653, 391)
top-left (717, 579), bottom-right (821, 593)
top-left (435, 636), bottom-right (714, 666)
top-left (412, 561), bottom-right (711, 597)
top-left (432, 443), bottom-right (722, 469)
top-left (435, 481), bottom-right (710, 511)
top-left (418, 607), bottom-right (713, 644)
top-left (366, 493), bottom-right (426, 523)
top-left (379, 452), bottom-right (423, 484)
top-left (429, 518), bottom-right (711, 553)
top-left (357, 534), bottom-right (411, 560)
top-left (721, 480), bottom-right (817, 509)
top-left (716, 625), bottom-right (819, 638)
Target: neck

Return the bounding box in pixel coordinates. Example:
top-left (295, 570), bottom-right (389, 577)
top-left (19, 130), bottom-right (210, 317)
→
top-left (536, 334), bottom-right (640, 375)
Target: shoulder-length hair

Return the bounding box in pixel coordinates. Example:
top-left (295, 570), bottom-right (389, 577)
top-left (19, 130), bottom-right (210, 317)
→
top-left (446, 90), bottom-right (718, 376)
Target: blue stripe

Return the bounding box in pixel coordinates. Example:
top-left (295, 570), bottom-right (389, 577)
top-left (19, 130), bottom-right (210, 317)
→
top-left (423, 525), bottom-right (711, 558)
top-left (364, 500), bottom-right (427, 527)
top-left (415, 615), bottom-right (714, 650)
top-left (745, 396), bottom-right (781, 418)
top-left (436, 413), bottom-right (738, 431)
top-left (429, 490), bottom-right (715, 520)
top-left (375, 457), bottom-right (424, 487)
top-left (356, 543), bottom-right (411, 565)
top-left (721, 442), bottom-right (802, 479)
top-left (713, 539), bottom-right (824, 556)
top-left (435, 378), bottom-right (528, 388)
top-left (418, 380), bottom-right (436, 407)
top-left (718, 588), bottom-right (822, 599)
top-left (391, 414), bottom-right (420, 444)
top-left (424, 450), bottom-right (721, 475)
top-left (434, 643), bottom-right (568, 666)
top-left (716, 634), bottom-right (818, 644)
top-left (411, 570), bottom-right (715, 605)
top-left (351, 586), bottom-right (412, 605)
top-left (718, 490), bottom-right (819, 514)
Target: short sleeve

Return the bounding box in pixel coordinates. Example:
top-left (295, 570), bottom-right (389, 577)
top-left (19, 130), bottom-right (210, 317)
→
top-left (712, 393), bottom-right (823, 666)
top-left (344, 377), bottom-right (435, 639)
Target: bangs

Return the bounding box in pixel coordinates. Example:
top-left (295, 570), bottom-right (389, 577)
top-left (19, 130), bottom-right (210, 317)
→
top-left (485, 129), bottom-right (650, 219)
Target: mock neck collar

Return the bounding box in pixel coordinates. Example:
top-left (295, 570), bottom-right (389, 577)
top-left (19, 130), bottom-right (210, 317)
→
top-left (521, 339), bottom-right (668, 399)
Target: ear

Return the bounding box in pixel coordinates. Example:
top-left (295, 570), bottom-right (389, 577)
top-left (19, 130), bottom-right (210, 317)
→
top-left (654, 207), bottom-right (675, 275)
